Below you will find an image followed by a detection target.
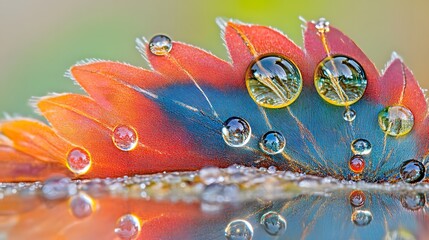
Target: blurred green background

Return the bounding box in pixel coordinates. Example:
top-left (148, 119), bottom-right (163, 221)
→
top-left (0, 0), bottom-right (428, 116)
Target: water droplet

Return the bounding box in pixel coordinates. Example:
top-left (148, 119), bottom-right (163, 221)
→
top-left (69, 193), bottom-right (95, 219)
top-left (351, 210), bottom-right (372, 226)
top-left (401, 192), bottom-right (425, 211)
top-left (245, 54), bottom-right (303, 108)
top-left (349, 190), bottom-right (366, 207)
top-left (199, 166), bottom-right (223, 185)
top-left (225, 219), bottom-right (253, 240)
top-left (114, 214), bottom-right (141, 240)
top-left (42, 176), bottom-right (76, 200)
top-left (349, 155), bottom-right (365, 174)
top-left (67, 147), bottom-right (91, 175)
top-left (112, 125), bottom-right (138, 151)
top-left (149, 34), bottom-right (172, 56)
top-left (260, 211), bottom-right (287, 236)
top-left (314, 18), bottom-right (330, 33)
top-left (259, 131), bottom-right (286, 155)
top-left (343, 108), bottom-right (356, 121)
top-left (400, 159), bottom-right (425, 184)
top-left (314, 56), bottom-right (367, 106)
top-left (378, 106), bottom-right (414, 136)
top-left (351, 139), bottom-right (372, 155)
top-left (222, 117), bottom-right (251, 147)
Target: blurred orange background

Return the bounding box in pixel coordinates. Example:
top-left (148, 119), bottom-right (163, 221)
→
top-left (0, 0), bottom-right (428, 116)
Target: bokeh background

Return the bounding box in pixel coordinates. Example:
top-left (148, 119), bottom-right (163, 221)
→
top-left (0, 0), bottom-right (428, 116)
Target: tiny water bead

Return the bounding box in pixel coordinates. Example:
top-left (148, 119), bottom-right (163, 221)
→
top-left (245, 54), bottom-right (303, 108)
top-left (314, 56), bottom-right (367, 106)
top-left (351, 139), bottom-right (372, 155)
top-left (260, 211), bottom-right (287, 236)
top-left (343, 108), bottom-right (356, 122)
top-left (149, 34), bottom-right (172, 56)
top-left (349, 155), bottom-right (365, 174)
top-left (351, 210), bottom-right (372, 226)
top-left (400, 192), bottom-right (426, 211)
top-left (314, 18), bottom-right (330, 33)
top-left (67, 147), bottom-right (91, 175)
top-left (222, 117), bottom-right (251, 147)
top-left (259, 131), bottom-right (286, 155)
top-left (114, 214), bottom-right (141, 240)
top-left (378, 106), bottom-right (414, 137)
top-left (349, 190), bottom-right (366, 207)
top-left (399, 160), bottom-right (425, 184)
top-left (112, 125), bottom-right (139, 151)
top-left (69, 193), bottom-right (95, 219)
top-left (225, 219), bottom-right (254, 240)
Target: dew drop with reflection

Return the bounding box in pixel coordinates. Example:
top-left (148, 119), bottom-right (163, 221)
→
top-left (349, 155), bottom-right (365, 174)
top-left (114, 214), bottom-right (141, 240)
top-left (222, 117), bottom-right (251, 147)
top-left (378, 106), bottom-right (414, 136)
top-left (260, 211), bottom-right (287, 236)
top-left (225, 219), bottom-right (253, 240)
top-left (259, 131), bottom-right (286, 155)
top-left (351, 139), bottom-right (372, 155)
top-left (112, 125), bottom-right (138, 151)
top-left (67, 147), bottom-right (91, 175)
top-left (399, 159), bottom-right (425, 184)
top-left (149, 35), bottom-right (172, 56)
top-left (343, 108), bottom-right (356, 122)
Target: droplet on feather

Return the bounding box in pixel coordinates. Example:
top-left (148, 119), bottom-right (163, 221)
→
top-left (343, 108), bottom-right (356, 122)
top-left (149, 34), bottom-right (172, 56)
top-left (349, 155), bottom-right (365, 174)
top-left (399, 159), bottom-right (425, 184)
top-left (314, 18), bottom-right (330, 33)
top-left (114, 214), bottom-right (141, 240)
top-left (112, 125), bottom-right (138, 151)
top-left (222, 117), bottom-right (251, 147)
top-left (378, 106), bottom-right (414, 137)
top-left (67, 147), bottom-right (91, 175)
top-left (225, 219), bottom-right (254, 240)
top-left (351, 139), bottom-right (372, 155)
top-left (259, 131), bottom-right (286, 155)
top-left (260, 211), bottom-right (287, 236)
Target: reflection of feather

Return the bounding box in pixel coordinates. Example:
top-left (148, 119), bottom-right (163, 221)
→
top-left (0, 18), bottom-right (427, 182)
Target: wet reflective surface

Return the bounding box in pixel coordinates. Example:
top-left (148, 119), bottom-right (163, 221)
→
top-left (1, 166), bottom-right (429, 239)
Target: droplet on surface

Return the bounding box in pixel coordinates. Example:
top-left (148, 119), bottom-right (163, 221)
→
top-left (260, 211), bottom-right (287, 236)
top-left (149, 34), bottom-right (172, 56)
top-left (378, 106), bottom-right (414, 137)
top-left (349, 155), bottom-right (365, 174)
top-left (343, 108), bottom-right (356, 122)
top-left (314, 56), bottom-right (367, 106)
top-left (67, 147), bottom-right (91, 175)
top-left (225, 219), bottom-right (254, 240)
top-left (69, 192), bottom-right (95, 219)
top-left (314, 18), bottom-right (330, 33)
top-left (399, 159), bottom-right (425, 184)
top-left (401, 192), bottom-right (425, 211)
top-left (42, 176), bottom-right (76, 200)
top-left (114, 214), bottom-right (141, 240)
top-left (112, 125), bottom-right (138, 151)
top-left (222, 117), bottom-right (251, 147)
top-left (351, 139), bottom-right (372, 155)
top-left (349, 190), bottom-right (366, 207)
top-left (259, 131), bottom-right (286, 155)
top-left (245, 54), bottom-right (302, 108)
top-left (351, 210), bottom-right (372, 226)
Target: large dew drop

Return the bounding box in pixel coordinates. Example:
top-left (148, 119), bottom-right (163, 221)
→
top-left (351, 139), bottom-right (372, 155)
top-left (351, 210), bottom-right (372, 226)
top-left (314, 55), bottom-right (367, 106)
top-left (378, 106), bottom-right (414, 136)
top-left (399, 159), bottom-right (425, 184)
top-left (149, 35), bottom-right (172, 56)
top-left (112, 125), bottom-right (139, 151)
top-left (67, 147), bottom-right (91, 175)
top-left (114, 214), bottom-right (141, 240)
top-left (222, 117), bottom-right (251, 147)
top-left (245, 54), bottom-right (302, 108)
top-left (225, 219), bottom-right (254, 240)
top-left (259, 131), bottom-right (286, 155)
top-left (260, 211), bottom-right (287, 236)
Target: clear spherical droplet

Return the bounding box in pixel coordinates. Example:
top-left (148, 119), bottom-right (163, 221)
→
top-left (149, 35), bottom-right (172, 56)
top-left (69, 193), bottom-right (95, 219)
top-left (222, 117), bottom-right (251, 147)
top-left (378, 106), bottom-right (414, 136)
top-left (42, 176), bottom-right (76, 200)
top-left (351, 139), bottom-right (372, 155)
top-left (401, 192), bottom-right (426, 211)
top-left (225, 219), bottom-right (254, 240)
top-left (314, 56), bottom-right (367, 106)
top-left (67, 147), bottom-right (91, 175)
top-left (114, 214), bottom-right (141, 240)
top-left (314, 18), bottom-right (330, 33)
top-left (260, 211), bottom-right (287, 236)
top-left (343, 108), bottom-right (356, 122)
top-left (349, 155), bottom-right (365, 174)
top-left (399, 159), bottom-right (425, 184)
top-left (112, 125), bottom-right (138, 151)
top-left (259, 131), bottom-right (286, 155)
top-left (349, 190), bottom-right (366, 207)
top-left (245, 54), bottom-right (303, 108)
top-left (351, 210), bottom-right (372, 226)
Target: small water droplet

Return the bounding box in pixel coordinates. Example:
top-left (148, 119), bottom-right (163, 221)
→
top-left (314, 56), bottom-right (367, 106)
top-left (349, 190), bottom-right (366, 207)
top-left (69, 193), bottom-right (95, 219)
top-left (314, 18), bottom-right (330, 33)
top-left (42, 177), bottom-right (76, 200)
top-left (67, 147), bottom-right (91, 175)
top-left (114, 214), bottom-right (141, 240)
top-left (351, 210), bottom-right (372, 226)
top-left (149, 35), bottom-right (172, 56)
top-left (245, 54), bottom-right (303, 108)
top-left (378, 106), bottom-right (414, 136)
top-left (400, 159), bottom-right (425, 184)
top-left (259, 131), bottom-right (286, 155)
top-left (112, 125), bottom-right (138, 151)
top-left (349, 155), bottom-right (365, 174)
top-left (225, 219), bottom-right (253, 240)
top-left (260, 211), bottom-right (287, 236)
top-left (351, 139), bottom-right (372, 155)
top-left (199, 167), bottom-right (223, 185)
top-left (343, 108), bottom-right (356, 121)
top-left (222, 117), bottom-right (251, 147)
top-left (401, 192), bottom-right (425, 211)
